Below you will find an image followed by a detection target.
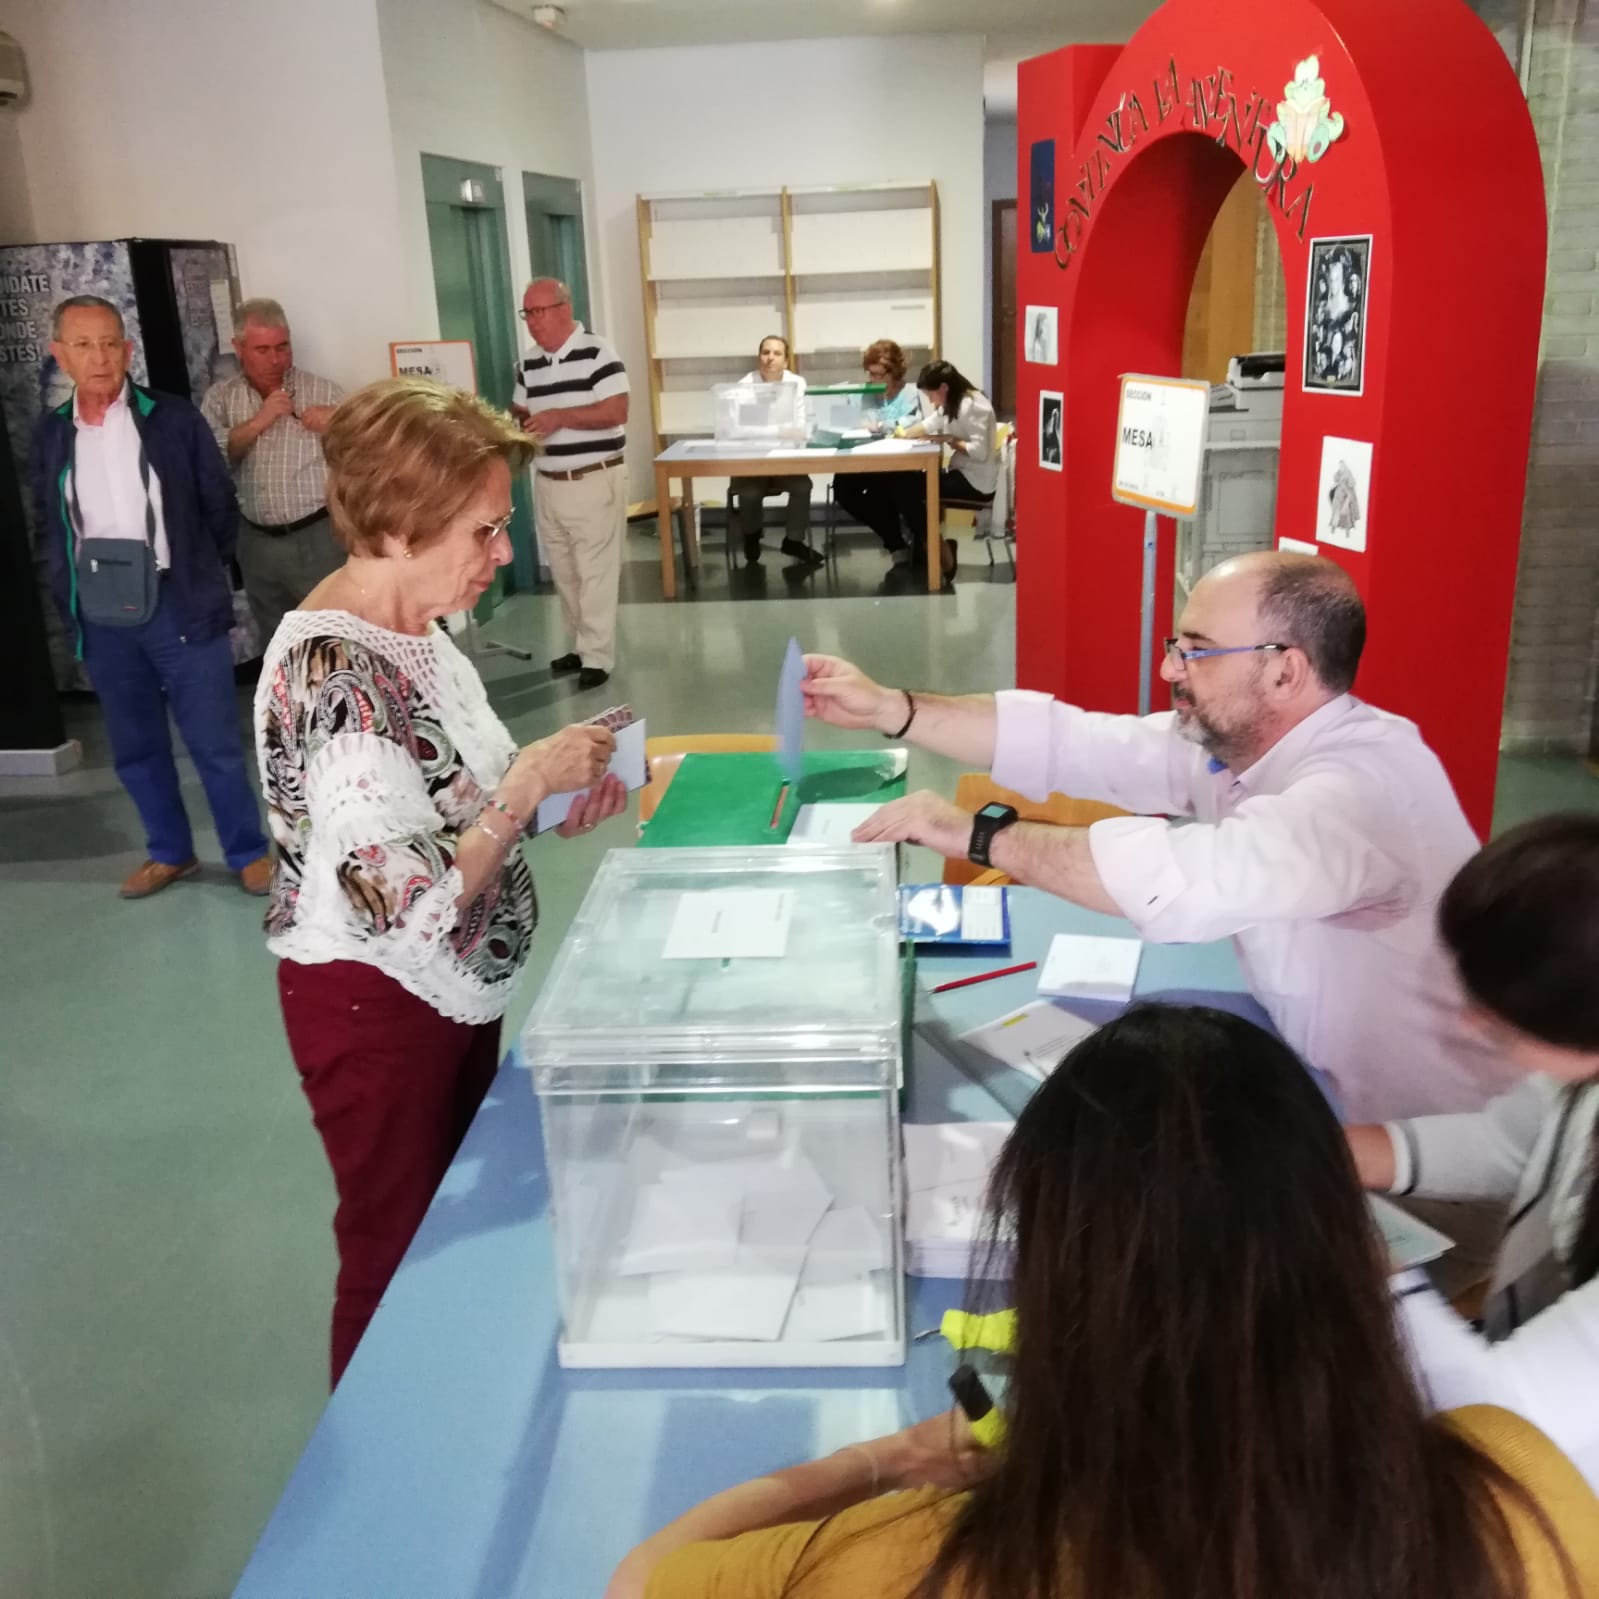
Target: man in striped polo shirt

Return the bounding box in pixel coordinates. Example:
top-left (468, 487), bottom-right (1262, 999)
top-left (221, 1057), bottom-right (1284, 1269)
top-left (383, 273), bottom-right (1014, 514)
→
top-left (512, 278), bottom-right (629, 691)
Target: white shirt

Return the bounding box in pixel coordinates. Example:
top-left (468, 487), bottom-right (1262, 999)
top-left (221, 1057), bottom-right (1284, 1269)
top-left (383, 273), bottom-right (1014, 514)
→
top-left (512, 322), bottom-right (629, 473)
top-left (736, 367), bottom-right (809, 435)
top-left (1391, 1077), bottom-right (1599, 1491)
top-left (991, 691), bottom-right (1520, 1121)
top-left (920, 390), bottom-right (998, 496)
top-left (70, 386), bottom-right (171, 569)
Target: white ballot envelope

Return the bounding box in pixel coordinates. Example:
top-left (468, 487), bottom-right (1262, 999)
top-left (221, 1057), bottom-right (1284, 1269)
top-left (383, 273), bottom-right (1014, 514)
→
top-left (534, 710), bottom-right (648, 832)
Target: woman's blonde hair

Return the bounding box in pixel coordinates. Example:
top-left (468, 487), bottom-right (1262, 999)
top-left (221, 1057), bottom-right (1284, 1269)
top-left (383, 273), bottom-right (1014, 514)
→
top-left (323, 377), bottom-right (532, 556)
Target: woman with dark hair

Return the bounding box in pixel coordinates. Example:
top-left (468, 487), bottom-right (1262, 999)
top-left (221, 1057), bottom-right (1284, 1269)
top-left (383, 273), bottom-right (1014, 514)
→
top-left (1348, 812), bottom-right (1599, 1489)
top-left (832, 339), bottom-right (926, 565)
top-left (608, 1005), bottom-right (1597, 1598)
top-left (895, 360), bottom-right (998, 585)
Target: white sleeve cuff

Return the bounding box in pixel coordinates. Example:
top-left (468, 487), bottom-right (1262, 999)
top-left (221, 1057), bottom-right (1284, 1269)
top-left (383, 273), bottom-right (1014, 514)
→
top-left (1384, 1121), bottom-right (1416, 1194)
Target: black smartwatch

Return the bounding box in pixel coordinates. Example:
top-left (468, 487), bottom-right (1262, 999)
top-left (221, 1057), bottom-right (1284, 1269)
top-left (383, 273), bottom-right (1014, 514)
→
top-left (967, 802), bottom-right (1019, 867)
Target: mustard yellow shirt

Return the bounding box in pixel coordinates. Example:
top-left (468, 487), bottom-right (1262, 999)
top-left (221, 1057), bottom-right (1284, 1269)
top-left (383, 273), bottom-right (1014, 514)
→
top-left (646, 1408), bottom-right (1599, 1599)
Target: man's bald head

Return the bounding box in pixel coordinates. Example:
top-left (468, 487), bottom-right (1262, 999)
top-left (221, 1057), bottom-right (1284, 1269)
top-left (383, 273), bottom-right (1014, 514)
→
top-left (1204, 550), bottom-right (1365, 694)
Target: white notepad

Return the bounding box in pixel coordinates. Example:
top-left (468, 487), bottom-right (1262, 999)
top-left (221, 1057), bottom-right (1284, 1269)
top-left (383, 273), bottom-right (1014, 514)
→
top-left (1036, 933), bottom-right (1143, 1001)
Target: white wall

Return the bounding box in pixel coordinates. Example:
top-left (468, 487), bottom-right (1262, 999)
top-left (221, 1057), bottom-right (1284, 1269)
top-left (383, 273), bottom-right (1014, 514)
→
top-left (0, 112), bottom-right (34, 242)
top-left (3, 0), bottom-right (406, 389)
top-left (981, 117), bottom-right (1017, 396)
top-left (584, 33), bottom-right (986, 500)
top-left (376, 0), bottom-right (603, 346)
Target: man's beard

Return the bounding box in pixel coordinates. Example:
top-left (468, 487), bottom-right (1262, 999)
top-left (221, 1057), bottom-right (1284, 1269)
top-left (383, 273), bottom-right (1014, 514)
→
top-left (1173, 687), bottom-right (1258, 769)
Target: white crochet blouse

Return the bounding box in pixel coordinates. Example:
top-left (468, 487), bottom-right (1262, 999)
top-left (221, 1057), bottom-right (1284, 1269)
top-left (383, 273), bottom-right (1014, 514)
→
top-left (254, 610), bottom-right (535, 1024)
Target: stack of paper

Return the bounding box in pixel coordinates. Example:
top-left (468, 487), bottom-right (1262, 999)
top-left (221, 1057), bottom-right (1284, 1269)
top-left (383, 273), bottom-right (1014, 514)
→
top-left (957, 1000), bottom-right (1099, 1082)
top-left (1036, 933), bottom-right (1143, 1001)
top-left (903, 1121), bottom-right (1456, 1281)
top-left (614, 1137), bottom-right (892, 1342)
top-left (784, 803), bottom-right (883, 847)
top-left (902, 1121), bottom-right (1012, 1279)
top-left (1369, 1193), bottom-right (1455, 1272)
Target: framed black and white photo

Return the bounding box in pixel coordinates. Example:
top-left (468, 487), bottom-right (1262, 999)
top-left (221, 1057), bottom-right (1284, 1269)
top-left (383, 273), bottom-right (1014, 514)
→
top-left (1024, 305), bottom-right (1058, 365)
top-left (1316, 435), bottom-right (1373, 551)
top-left (1039, 391), bottom-right (1063, 471)
top-left (1303, 234), bottom-right (1371, 395)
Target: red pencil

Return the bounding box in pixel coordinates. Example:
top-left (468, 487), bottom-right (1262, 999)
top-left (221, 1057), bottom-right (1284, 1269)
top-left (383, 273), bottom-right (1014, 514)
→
top-left (931, 960), bottom-right (1037, 994)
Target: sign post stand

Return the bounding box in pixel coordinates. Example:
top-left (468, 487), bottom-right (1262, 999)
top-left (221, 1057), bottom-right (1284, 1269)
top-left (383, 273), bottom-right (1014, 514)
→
top-left (1110, 375), bottom-right (1210, 715)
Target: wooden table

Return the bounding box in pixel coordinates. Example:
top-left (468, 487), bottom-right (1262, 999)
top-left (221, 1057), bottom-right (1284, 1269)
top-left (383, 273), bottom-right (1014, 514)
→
top-left (653, 439), bottom-right (944, 598)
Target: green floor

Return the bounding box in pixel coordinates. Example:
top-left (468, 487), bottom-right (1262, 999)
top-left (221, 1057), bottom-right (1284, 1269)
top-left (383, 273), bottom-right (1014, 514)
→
top-left (0, 524), bottom-right (1593, 1598)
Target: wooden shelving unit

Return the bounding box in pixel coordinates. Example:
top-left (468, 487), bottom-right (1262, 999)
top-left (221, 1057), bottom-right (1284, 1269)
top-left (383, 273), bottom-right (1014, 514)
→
top-left (637, 182), bottom-right (941, 503)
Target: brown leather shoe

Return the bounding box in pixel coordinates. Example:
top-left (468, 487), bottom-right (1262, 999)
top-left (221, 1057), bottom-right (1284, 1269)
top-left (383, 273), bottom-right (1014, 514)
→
top-left (119, 858), bottom-right (200, 900)
top-left (237, 856), bottom-right (273, 896)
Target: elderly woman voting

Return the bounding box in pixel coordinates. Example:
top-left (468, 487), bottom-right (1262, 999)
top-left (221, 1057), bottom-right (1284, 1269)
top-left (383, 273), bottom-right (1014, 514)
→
top-left (254, 377), bottom-right (626, 1385)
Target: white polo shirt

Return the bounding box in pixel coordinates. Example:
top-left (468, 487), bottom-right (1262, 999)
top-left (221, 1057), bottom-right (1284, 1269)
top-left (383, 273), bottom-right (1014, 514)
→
top-left (512, 323), bottom-right (628, 474)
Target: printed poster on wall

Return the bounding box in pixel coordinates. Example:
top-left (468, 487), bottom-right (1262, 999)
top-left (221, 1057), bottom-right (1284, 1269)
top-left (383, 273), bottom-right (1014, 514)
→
top-left (1024, 306), bottom-right (1058, 365)
top-left (1029, 140), bottom-right (1055, 253)
top-left (1039, 391), bottom-right (1063, 471)
top-left (1316, 436), bottom-right (1373, 551)
top-left (1304, 235), bottom-right (1371, 395)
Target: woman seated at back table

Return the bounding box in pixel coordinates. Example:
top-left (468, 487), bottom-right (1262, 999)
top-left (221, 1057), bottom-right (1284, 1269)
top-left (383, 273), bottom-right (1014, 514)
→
top-left (255, 376), bottom-right (627, 1386)
top-left (727, 333), bottom-right (821, 569)
top-left (1346, 813), bottom-right (1599, 1490)
top-left (894, 359), bottom-right (998, 586)
top-left (607, 1005), bottom-right (1598, 1599)
top-left (831, 339), bottom-right (926, 567)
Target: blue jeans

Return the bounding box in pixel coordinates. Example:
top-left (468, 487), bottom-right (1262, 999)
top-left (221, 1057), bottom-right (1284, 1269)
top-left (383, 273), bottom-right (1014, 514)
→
top-left (81, 588), bottom-right (267, 870)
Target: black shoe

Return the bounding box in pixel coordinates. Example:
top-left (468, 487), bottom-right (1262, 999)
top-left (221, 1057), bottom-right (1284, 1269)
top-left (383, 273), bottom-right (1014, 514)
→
top-left (550, 652), bottom-right (581, 675)
top-left (577, 667), bottom-right (610, 691)
top-left (742, 535), bottom-right (762, 565)
top-left (781, 538), bottom-right (825, 569)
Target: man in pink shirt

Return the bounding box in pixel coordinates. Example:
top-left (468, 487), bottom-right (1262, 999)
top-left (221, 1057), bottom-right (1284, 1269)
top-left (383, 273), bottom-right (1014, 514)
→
top-left (803, 550), bottom-right (1514, 1122)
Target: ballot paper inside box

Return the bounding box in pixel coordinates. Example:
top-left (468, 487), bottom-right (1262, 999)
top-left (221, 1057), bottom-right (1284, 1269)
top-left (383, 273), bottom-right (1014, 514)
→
top-left (521, 845), bottom-right (906, 1368)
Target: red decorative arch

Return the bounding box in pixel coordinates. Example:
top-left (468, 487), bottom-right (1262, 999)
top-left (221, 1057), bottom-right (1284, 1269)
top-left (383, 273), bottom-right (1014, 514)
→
top-left (1014, 0), bottom-right (1545, 834)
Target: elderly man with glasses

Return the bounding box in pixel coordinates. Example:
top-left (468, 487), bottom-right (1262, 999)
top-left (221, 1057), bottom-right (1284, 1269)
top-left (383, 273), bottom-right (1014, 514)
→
top-left (803, 550), bottom-right (1517, 1123)
top-left (510, 277), bottom-right (628, 692)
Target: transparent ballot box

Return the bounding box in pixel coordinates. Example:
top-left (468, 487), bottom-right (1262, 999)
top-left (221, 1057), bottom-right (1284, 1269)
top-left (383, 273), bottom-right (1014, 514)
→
top-left (522, 845), bottom-right (906, 1368)
top-left (806, 383), bottom-right (886, 437)
top-left (712, 379), bottom-right (807, 443)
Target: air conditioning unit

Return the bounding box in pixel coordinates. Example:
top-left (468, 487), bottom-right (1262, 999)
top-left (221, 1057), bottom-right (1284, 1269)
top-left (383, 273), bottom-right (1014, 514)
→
top-left (0, 31), bottom-right (27, 107)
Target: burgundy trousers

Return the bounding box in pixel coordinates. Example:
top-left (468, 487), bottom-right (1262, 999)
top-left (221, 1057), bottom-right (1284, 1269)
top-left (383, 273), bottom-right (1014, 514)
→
top-left (278, 959), bottom-right (501, 1386)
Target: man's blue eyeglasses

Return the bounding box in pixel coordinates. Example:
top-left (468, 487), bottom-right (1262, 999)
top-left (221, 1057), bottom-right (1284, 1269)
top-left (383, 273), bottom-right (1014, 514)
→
top-left (1164, 637), bottom-right (1289, 669)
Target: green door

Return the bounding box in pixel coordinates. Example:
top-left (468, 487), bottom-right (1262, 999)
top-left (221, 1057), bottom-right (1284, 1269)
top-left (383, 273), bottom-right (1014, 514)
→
top-left (523, 171), bottom-right (591, 325)
top-left (421, 153), bottom-right (533, 600)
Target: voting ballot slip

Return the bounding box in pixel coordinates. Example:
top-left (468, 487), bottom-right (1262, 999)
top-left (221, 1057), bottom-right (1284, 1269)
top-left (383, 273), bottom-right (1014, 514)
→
top-left (534, 705), bottom-right (648, 831)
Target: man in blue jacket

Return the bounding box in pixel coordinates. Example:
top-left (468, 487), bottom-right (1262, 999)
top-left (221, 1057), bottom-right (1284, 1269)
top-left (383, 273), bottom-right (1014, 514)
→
top-left (31, 295), bottom-right (270, 899)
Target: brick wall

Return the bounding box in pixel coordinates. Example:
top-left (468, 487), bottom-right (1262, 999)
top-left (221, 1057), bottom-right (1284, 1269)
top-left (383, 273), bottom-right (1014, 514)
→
top-left (1498, 0), bottom-right (1599, 753)
top-left (1243, 6), bottom-right (1599, 753)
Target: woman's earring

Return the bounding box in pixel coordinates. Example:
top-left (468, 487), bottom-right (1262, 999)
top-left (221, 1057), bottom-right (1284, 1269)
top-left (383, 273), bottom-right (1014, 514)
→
top-left (403, 546), bottom-right (414, 559)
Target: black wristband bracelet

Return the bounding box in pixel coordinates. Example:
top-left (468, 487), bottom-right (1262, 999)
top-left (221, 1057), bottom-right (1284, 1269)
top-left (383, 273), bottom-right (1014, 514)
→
top-left (886, 690), bottom-right (916, 740)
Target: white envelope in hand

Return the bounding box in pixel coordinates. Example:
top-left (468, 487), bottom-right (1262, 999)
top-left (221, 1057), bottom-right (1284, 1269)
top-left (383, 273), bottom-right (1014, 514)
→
top-left (535, 717), bottom-right (648, 831)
